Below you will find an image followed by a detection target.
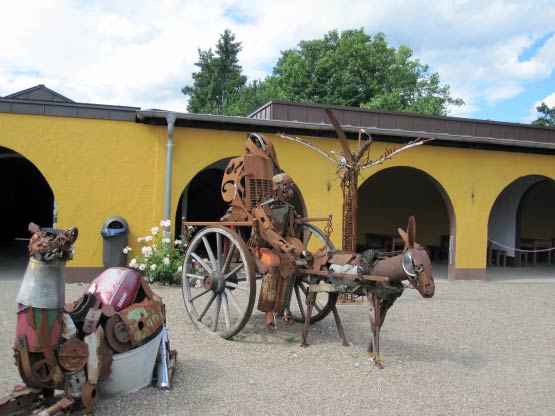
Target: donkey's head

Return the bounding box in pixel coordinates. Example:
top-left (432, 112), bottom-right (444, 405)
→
top-left (397, 216), bottom-right (435, 298)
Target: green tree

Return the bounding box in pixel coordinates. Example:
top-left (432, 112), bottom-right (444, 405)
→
top-left (227, 29), bottom-right (462, 116)
top-left (186, 28), bottom-right (463, 116)
top-left (224, 79), bottom-right (284, 116)
top-left (271, 29), bottom-right (462, 115)
top-left (182, 29), bottom-right (246, 115)
top-left (532, 102), bottom-right (555, 127)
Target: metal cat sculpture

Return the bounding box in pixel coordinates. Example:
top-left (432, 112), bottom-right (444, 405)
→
top-left (0, 224), bottom-right (176, 415)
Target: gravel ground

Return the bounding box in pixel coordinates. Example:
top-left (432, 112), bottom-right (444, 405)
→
top-left (0, 276), bottom-right (554, 416)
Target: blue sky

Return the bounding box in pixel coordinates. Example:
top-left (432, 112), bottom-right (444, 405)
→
top-left (1, 0), bottom-right (554, 125)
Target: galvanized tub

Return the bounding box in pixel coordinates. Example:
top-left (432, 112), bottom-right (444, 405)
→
top-left (97, 330), bottom-right (162, 396)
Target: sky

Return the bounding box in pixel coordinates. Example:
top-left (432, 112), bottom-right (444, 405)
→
top-left (1, 0), bottom-right (555, 124)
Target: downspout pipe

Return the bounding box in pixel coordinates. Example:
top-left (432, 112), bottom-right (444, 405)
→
top-left (164, 113), bottom-right (176, 226)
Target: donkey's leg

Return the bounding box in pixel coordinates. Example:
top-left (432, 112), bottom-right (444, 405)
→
top-left (331, 304), bottom-right (349, 347)
top-left (300, 291), bottom-right (316, 347)
top-left (369, 294), bottom-right (397, 368)
top-left (371, 295), bottom-right (384, 368)
top-left (366, 290), bottom-right (376, 357)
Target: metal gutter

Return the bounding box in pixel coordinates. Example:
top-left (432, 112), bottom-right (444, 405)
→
top-left (136, 109), bottom-right (555, 151)
top-left (164, 113), bottom-right (176, 225)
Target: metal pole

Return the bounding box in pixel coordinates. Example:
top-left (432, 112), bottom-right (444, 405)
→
top-left (164, 113), bottom-right (176, 226)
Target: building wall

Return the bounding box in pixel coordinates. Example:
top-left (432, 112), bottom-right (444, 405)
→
top-left (1, 111), bottom-right (554, 281)
top-left (0, 113), bottom-right (159, 269)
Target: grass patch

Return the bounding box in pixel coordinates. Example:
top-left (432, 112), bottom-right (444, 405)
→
top-left (231, 332), bottom-right (247, 341)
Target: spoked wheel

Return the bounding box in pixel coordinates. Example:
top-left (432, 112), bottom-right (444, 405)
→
top-left (291, 223), bottom-right (337, 324)
top-left (182, 226), bottom-right (256, 339)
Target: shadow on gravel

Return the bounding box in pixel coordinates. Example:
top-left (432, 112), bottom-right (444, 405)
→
top-left (230, 313), bottom-right (349, 347)
top-left (382, 338), bottom-right (487, 368)
top-left (233, 311), bottom-right (486, 370)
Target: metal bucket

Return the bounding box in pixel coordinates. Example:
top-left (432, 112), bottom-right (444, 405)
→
top-left (16, 258), bottom-right (66, 308)
top-left (97, 330), bottom-right (163, 396)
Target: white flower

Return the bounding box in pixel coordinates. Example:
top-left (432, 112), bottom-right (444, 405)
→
top-left (160, 219), bottom-right (171, 227)
top-left (137, 237), bottom-right (144, 243)
top-left (163, 257), bottom-right (170, 265)
top-left (194, 280), bottom-right (202, 288)
top-left (150, 264), bottom-right (157, 271)
top-left (141, 246), bottom-right (153, 257)
top-left (162, 238), bottom-right (171, 244)
top-left (139, 263), bottom-right (146, 271)
top-left (129, 258), bottom-right (138, 268)
top-left (178, 265), bottom-right (183, 272)
top-left (174, 239), bottom-right (182, 246)
top-left (123, 246), bottom-right (131, 254)
top-left (144, 235), bottom-right (153, 242)
top-left (151, 226), bottom-right (159, 235)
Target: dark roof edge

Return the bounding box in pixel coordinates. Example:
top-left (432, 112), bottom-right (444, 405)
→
top-left (0, 97), bottom-right (139, 111)
top-left (5, 84), bottom-right (75, 102)
top-left (0, 97), bottom-right (140, 121)
top-left (251, 99), bottom-right (555, 132)
top-left (136, 110), bottom-right (555, 151)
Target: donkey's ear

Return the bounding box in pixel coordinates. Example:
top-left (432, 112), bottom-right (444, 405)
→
top-left (398, 227), bottom-right (409, 251)
top-left (407, 216), bottom-right (416, 249)
top-left (325, 109), bottom-right (354, 165)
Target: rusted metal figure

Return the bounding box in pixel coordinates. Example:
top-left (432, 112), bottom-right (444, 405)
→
top-left (1, 224), bottom-right (176, 415)
top-left (182, 131), bottom-right (435, 366)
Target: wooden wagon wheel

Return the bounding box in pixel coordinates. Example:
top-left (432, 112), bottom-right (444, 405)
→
top-left (291, 223), bottom-right (338, 324)
top-left (182, 226), bottom-right (256, 339)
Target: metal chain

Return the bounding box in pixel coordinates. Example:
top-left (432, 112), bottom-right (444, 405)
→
top-left (488, 239), bottom-right (555, 253)
top-left (324, 214), bottom-right (333, 247)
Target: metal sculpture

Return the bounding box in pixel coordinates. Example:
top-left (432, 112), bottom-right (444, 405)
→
top-left (182, 131), bottom-right (435, 367)
top-left (299, 215), bottom-right (435, 367)
top-left (279, 108), bottom-right (432, 251)
top-left (1, 224), bottom-right (176, 415)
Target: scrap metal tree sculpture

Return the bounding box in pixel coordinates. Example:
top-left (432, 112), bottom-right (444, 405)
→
top-left (280, 109), bottom-right (432, 251)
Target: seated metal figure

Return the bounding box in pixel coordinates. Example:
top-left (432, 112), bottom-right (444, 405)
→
top-left (253, 173), bottom-right (304, 329)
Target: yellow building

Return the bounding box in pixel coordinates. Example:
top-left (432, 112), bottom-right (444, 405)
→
top-left (1, 85), bottom-right (554, 281)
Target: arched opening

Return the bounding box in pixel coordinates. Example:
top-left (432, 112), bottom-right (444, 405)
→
top-left (174, 158), bottom-right (231, 240)
top-left (488, 175), bottom-right (555, 272)
top-left (174, 158), bottom-right (309, 240)
top-left (357, 166), bottom-right (456, 279)
top-left (0, 146), bottom-right (55, 272)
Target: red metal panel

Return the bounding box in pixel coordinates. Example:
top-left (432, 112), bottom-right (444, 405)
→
top-left (89, 268), bottom-right (141, 312)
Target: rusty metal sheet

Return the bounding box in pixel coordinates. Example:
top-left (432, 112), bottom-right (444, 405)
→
top-left (0, 387), bottom-right (42, 415)
top-left (119, 299), bottom-right (164, 347)
top-left (81, 382), bottom-right (96, 411)
top-left (329, 252), bottom-right (357, 266)
top-left (82, 308), bottom-right (102, 334)
top-left (84, 326), bottom-right (105, 384)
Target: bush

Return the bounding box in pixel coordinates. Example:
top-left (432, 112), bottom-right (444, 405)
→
top-left (125, 219), bottom-right (193, 285)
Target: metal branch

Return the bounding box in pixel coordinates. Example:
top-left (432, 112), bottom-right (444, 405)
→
top-left (278, 133), bottom-right (341, 166)
top-left (360, 138), bottom-right (434, 170)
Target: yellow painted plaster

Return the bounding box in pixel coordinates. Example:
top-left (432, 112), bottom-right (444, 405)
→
top-left (2, 111), bottom-right (554, 273)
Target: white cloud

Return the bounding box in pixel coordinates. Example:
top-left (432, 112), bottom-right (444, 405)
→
top-left (1, 0), bottom-right (554, 121)
top-left (485, 84), bottom-right (525, 105)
